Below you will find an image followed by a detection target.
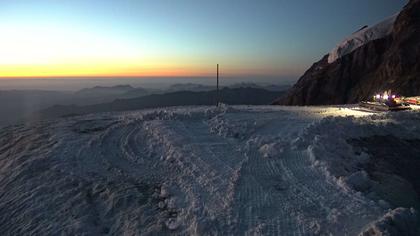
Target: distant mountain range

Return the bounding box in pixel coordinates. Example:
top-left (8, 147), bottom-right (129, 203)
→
top-left (166, 82), bottom-right (289, 93)
top-left (75, 85), bottom-right (136, 96)
top-left (0, 83), bottom-right (289, 127)
top-left (35, 87), bottom-right (283, 120)
top-left (274, 0), bottom-right (420, 105)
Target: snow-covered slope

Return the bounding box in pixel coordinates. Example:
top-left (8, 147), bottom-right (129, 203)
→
top-left (328, 14), bottom-right (398, 63)
top-left (0, 105), bottom-right (419, 235)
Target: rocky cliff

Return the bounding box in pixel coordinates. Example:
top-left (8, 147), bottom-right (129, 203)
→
top-left (274, 0), bottom-right (420, 105)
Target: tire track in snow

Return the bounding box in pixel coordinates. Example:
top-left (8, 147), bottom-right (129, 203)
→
top-left (135, 110), bottom-right (386, 235)
top-left (142, 118), bottom-right (247, 233)
top-left (0, 107), bottom-right (396, 235)
top-left (231, 148), bottom-right (306, 235)
top-left (225, 111), bottom-right (384, 235)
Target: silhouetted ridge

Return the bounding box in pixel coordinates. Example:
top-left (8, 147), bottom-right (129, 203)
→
top-left (38, 87), bottom-right (282, 119)
top-left (274, 0), bottom-right (420, 105)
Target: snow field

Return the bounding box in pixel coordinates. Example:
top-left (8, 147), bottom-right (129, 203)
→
top-left (0, 105), bottom-right (419, 235)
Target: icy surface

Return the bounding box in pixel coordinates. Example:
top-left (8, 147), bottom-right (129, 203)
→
top-left (0, 105), bottom-right (419, 235)
top-left (328, 14), bottom-right (398, 63)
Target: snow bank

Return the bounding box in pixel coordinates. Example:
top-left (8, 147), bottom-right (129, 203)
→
top-left (298, 111), bottom-right (420, 180)
top-left (359, 208), bottom-right (418, 236)
top-left (339, 171), bottom-right (372, 192)
top-left (258, 143), bottom-right (284, 158)
top-left (328, 14), bottom-right (398, 63)
top-left (287, 110), bottom-right (420, 234)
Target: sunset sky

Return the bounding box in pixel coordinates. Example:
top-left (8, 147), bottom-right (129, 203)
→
top-left (0, 0), bottom-right (406, 79)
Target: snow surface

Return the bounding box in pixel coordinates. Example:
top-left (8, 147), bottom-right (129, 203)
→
top-left (359, 208), bottom-right (418, 236)
top-left (0, 105), bottom-right (419, 235)
top-left (328, 14), bottom-right (398, 63)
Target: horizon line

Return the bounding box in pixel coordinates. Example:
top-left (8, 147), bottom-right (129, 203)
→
top-left (0, 75), bottom-right (296, 80)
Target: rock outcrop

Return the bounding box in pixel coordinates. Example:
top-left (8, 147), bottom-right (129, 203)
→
top-left (274, 0), bottom-right (420, 105)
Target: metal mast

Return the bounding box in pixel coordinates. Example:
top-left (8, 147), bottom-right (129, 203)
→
top-left (217, 64), bottom-right (219, 107)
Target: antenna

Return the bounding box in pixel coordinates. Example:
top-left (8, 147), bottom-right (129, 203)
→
top-left (216, 64), bottom-right (219, 107)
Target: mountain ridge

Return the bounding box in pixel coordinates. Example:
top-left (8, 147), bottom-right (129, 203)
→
top-left (274, 0), bottom-right (420, 105)
top-left (35, 87), bottom-right (282, 120)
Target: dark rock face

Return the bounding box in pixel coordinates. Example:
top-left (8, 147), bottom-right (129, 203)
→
top-left (274, 0), bottom-right (420, 105)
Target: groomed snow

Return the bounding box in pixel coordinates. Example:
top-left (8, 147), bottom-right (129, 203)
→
top-left (0, 105), bottom-right (419, 235)
top-left (328, 14), bottom-right (398, 63)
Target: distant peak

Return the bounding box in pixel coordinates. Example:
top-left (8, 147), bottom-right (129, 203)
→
top-left (328, 14), bottom-right (398, 64)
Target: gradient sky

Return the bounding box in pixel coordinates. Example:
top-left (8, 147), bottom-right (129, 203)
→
top-left (0, 0), bottom-right (407, 79)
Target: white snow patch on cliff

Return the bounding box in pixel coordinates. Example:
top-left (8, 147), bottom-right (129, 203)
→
top-left (328, 14), bottom-right (398, 63)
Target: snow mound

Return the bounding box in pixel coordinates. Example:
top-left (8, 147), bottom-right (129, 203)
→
top-left (359, 208), bottom-right (418, 236)
top-left (339, 171), bottom-right (372, 192)
top-left (258, 143), bottom-right (283, 158)
top-left (328, 14), bottom-right (398, 63)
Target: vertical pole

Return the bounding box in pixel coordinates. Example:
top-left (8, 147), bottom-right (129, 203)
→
top-left (217, 64), bottom-right (219, 107)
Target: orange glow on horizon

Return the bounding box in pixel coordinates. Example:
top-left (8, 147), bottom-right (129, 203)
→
top-left (0, 24), bottom-right (298, 79)
top-left (0, 62), bottom-right (293, 78)
top-left (0, 62), bottom-right (218, 78)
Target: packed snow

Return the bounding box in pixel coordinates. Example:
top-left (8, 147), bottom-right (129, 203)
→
top-left (0, 105), bottom-right (419, 235)
top-left (328, 14), bottom-right (398, 63)
top-left (359, 208), bottom-right (418, 236)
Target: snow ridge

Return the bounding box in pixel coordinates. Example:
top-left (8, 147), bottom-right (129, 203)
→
top-left (328, 14), bottom-right (398, 63)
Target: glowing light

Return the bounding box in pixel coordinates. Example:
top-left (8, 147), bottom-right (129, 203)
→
top-left (376, 94), bottom-right (381, 99)
top-left (383, 95), bottom-right (389, 100)
top-left (392, 95), bottom-right (396, 99)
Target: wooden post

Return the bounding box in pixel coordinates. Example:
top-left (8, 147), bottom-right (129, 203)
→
top-left (217, 64), bottom-right (219, 107)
